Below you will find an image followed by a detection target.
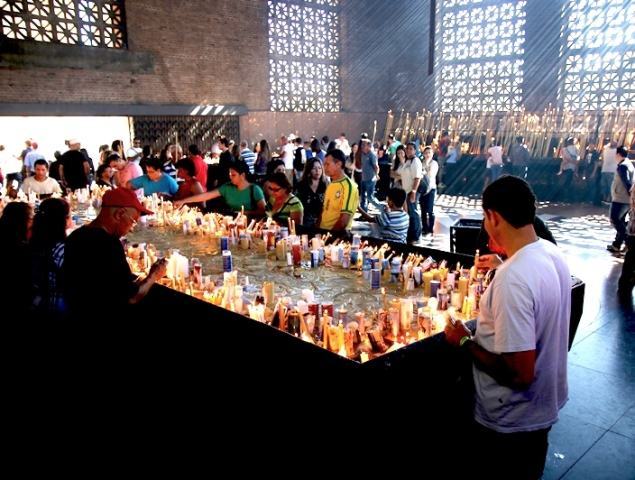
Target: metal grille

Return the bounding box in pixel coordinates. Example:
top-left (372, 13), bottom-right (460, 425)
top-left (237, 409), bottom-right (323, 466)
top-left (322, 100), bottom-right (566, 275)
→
top-left (0, 0), bottom-right (127, 48)
top-left (436, 0), bottom-right (526, 113)
top-left (268, 0), bottom-right (340, 112)
top-left (560, 0), bottom-right (635, 111)
top-left (132, 116), bottom-right (240, 152)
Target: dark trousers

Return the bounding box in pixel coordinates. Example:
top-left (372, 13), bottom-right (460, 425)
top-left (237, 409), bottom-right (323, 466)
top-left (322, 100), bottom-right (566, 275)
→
top-left (406, 194), bottom-right (421, 242)
top-left (472, 421), bottom-right (551, 480)
top-left (610, 202), bottom-right (630, 248)
top-left (419, 188), bottom-right (436, 234)
top-left (619, 235), bottom-right (635, 292)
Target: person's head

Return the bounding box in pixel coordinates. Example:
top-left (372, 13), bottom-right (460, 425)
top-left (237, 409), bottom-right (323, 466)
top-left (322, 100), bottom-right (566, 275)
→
top-left (0, 201), bottom-right (33, 245)
top-left (99, 144), bottom-right (109, 153)
top-left (31, 197), bottom-right (71, 250)
top-left (33, 159), bottom-right (49, 181)
top-left (133, 137), bottom-right (142, 148)
top-left (126, 147), bottom-right (140, 161)
top-left (145, 157), bottom-right (164, 181)
top-left (339, 133), bottom-right (347, 140)
top-left (25, 139), bottom-right (32, 148)
top-left (395, 145), bottom-right (406, 161)
top-left (516, 136), bottom-right (524, 144)
top-left (482, 176), bottom-right (536, 249)
top-left (616, 146), bottom-right (628, 161)
top-left (31, 141), bottom-right (39, 150)
top-left (96, 163), bottom-right (112, 182)
top-left (218, 137), bottom-right (230, 151)
top-left (259, 139), bottom-right (270, 156)
top-left (231, 143), bottom-right (240, 160)
top-left (106, 153), bottom-right (123, 171)
top-left (142, 145), bottom-right (151, 158)
top-left (565, 137), bottom-right (575, 147)
top-left (387, 187), bottom-right (406, 210)
top-left (176, 157), bottom-right (196, 180)
top-left (99, 188), bottom-right (153, 237)
top-left (267, 172), bottom-right (293, 201)
top-left (111, 139), bottom-right (123, 152)
top-left (422, 146), bottom-right (433, 161)
top-left (377, 145), bottom-right (386, 157)
top-left (267, 158), bottom-right (286, 176)
top-left (310, 138), bottom-right (320, 152)
top-left (388, 133), bottom-right (395, 145)
top-left (350, 142), bottom-right (359, 155)
top-left (169, 144), bottom-right (183, 161)
top-left (279, 135), bottom-right (288, 147)
top-left (321, 135), bottom-right (329, 145)
top-left (302, 157), bottom-right (324, 183)
top-left (229, 160), bottom-right (250, 186)
top-left (68, 139), bottom-right (81, 151)
top-left (406, 142), bottom-right (417, 159)
top-left (294, 137), bottom-right (303, 146)
top-left (324, 149), bottom-right (346, 178)
top-left (360, 138), bottom-right (372, 154)
top-left (240, 140), bottom-right (249, 150)
top-left (188, 144), bottom-right (201, 157)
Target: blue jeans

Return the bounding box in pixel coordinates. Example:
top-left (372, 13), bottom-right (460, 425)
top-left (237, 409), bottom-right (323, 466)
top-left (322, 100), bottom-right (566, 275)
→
top-left (419, 188), bottom-right (436, 234)
top-left (601, 173), bottom-right (613, 202)
top-left (360, 179), bottom-right (382, 211)
top-left (490, 164), bottom-right (503, 182)
top-left (610, 202), bottom-right (630, 248)
top-left (407, 193), bottom-right (421, 242)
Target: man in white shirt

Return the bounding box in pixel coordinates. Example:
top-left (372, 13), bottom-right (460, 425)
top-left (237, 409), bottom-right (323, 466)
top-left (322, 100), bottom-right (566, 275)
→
top-left (445, 176), bottom-right (571, 479)
top-left (487, 141), bottom-right (504, 183)
top-left (22, 159), bottom-right (63, 196)
top-left (279, 135), bottom-right (295, 184)
top-left (601, 141), bottom-right (618, 203)
top-left (397, 142), bottom-right (423, 242)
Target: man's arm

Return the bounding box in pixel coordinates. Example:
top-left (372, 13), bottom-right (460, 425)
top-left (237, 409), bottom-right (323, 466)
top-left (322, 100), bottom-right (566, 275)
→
top-left (617, 163), bottom-right (633, 193)
top-left (332, 212), bottom-right (353, 231)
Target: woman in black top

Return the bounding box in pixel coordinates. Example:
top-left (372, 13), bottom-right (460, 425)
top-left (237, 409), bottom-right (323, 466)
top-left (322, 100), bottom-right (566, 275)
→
top-left (95, 163), bottom-right (114, 187)
top-left (296, 157), bottom-right (328, 229)
top-left (31, 198), bottom-right (71, 315)
top-left (0, 202), bottom-right (33, 314)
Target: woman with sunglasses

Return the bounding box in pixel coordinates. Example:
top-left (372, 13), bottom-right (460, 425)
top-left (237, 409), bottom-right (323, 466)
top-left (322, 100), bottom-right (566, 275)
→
top-left (264, 172), bottom-right (303, 225)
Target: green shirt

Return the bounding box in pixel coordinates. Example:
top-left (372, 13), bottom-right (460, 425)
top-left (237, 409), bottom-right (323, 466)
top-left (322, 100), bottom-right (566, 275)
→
top-left (218, 183), bottom-right (265, 212)
top-left (265, 194), bottom-right (304, 223)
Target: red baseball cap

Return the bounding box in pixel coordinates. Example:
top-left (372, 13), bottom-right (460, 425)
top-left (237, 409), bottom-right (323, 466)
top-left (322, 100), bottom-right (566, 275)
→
top-left (101, 188), bottom-right (153, 216)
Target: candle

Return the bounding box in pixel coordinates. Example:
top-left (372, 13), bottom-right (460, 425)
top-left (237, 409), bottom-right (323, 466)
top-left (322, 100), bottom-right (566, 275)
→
top-left (262, 281), bottom-right (274, 306)
top-left (400, 298), bottom-right (413, 333)
top-left (389, 307), bottom-right (400, 337)
top-left (458, 276), bottom-right (469, 304)
top-left (276, 240), bottom-right (287, 261)
top-left (360, 351), bottom-right (369, 363)
top-left (292, 241), bottom-right (302, 266)
top-left (381, 287), bottom-right (387, 311)
top-left (423, 271), bottom-right (434, 297)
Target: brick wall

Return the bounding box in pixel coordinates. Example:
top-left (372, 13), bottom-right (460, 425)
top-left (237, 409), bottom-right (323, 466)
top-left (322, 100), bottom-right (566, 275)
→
top-left (0, 0), bottom-right (270, 108)
top-left (0, 0), bottom-right (434, 144)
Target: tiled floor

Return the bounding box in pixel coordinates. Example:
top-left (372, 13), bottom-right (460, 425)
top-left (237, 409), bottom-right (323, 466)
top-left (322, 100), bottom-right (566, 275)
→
top-left (354, 195), bottom-right (635, 479)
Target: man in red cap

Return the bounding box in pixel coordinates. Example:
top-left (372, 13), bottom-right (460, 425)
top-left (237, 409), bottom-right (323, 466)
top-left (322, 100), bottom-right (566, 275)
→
top-left (64, 188), bottom-right (166, 316)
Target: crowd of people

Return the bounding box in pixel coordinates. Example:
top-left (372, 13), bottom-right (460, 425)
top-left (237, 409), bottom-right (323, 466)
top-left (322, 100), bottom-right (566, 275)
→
top-left (0, 130), bottom-right (633, 321)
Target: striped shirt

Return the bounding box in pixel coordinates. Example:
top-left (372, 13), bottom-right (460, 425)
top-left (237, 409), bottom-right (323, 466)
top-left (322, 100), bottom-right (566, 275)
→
top-left (377, 209), bottom-right (409, 243)
top-left (240, 149), bottom-right (256, 174)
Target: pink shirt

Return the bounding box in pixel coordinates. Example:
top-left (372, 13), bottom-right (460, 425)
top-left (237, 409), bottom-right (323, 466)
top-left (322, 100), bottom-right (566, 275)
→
top-left (118, 162), bottom-right (143, 191)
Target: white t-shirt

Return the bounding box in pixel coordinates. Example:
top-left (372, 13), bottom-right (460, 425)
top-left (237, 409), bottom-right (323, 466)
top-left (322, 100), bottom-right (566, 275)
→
top-left (22, 176), bottom-right (63, 195)
top-left (474, 239), bottom-right (571, 433)
top-left (397, 157), bottom-right (423, 193)
top-left (601, 146), bottom-right (618, 174)
top-left (487, 146), bottom-right (503, 167)
top-left (281, 143), bottom-right (295, 170)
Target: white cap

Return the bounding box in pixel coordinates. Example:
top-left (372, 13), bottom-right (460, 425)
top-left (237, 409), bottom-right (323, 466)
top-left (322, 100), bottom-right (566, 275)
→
top-left (126, 147), bottom-right (140, 159)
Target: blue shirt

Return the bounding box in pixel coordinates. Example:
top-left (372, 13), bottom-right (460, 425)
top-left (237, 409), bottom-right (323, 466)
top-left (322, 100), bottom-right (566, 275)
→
top-left (361, 151), bottom-right (378, 182)
top-left (129, 173), bottom-right (179, 196)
